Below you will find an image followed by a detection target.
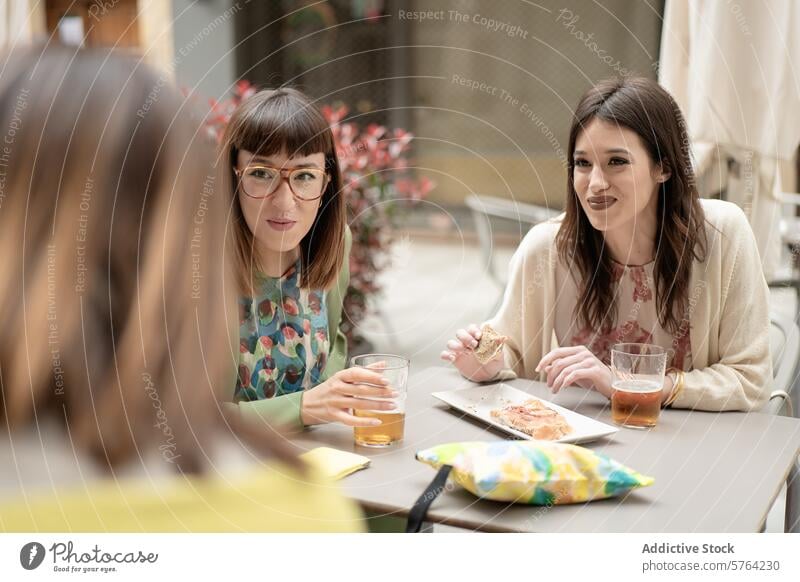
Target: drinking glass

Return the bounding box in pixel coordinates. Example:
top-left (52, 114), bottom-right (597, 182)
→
top-left (610, 343), bottom-right (667, 429)
top-left (350, 354), bottom-right (409, 447)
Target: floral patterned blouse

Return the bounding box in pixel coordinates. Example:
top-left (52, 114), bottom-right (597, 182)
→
top-left (554, 259), bottom-right (691, 370)
top-left (234, 261), bottom-right (331, 402)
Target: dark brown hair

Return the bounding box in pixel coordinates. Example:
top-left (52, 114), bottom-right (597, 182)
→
top-left (555, 77), bottom-right (708, 334)
top-left (219, 88), bottom-right (345, 293)
top-left (0, 45), bottom-right (298, 473)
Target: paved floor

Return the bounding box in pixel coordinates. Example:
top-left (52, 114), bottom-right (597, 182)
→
top-left (358, 237), bottom-right (798, 533)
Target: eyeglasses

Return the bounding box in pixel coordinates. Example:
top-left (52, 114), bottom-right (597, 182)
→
top-left (234, 165), bottom-right (329, 201)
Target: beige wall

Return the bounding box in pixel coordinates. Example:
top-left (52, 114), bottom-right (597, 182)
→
top-left (416, 154), bottom-right (566, 208)
top-left (138, 0), bottom-right (175, 74)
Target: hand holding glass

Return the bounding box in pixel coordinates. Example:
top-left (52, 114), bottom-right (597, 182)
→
top-left (350, 354), bottom-right (409, 447)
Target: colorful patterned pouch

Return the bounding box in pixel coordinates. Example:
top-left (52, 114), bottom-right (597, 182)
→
top-left (407, 441), bottom-right (654, 531)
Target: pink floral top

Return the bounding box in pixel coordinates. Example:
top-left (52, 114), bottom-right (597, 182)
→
top-left (554, 259), bottom-right (691, 370)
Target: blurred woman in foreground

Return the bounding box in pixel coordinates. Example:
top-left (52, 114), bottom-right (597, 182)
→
top-left (0, 44), bottom-right (362, 532)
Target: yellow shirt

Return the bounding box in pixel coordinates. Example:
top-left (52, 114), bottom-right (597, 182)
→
top-left (0, 464), bottom-right (364, 533)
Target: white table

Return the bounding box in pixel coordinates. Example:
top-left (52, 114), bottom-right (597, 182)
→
top-left (290, 367), bottom-right (800, 532)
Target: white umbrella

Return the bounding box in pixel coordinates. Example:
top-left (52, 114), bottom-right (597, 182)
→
top-left (658, 0), bottom-right (800, 279)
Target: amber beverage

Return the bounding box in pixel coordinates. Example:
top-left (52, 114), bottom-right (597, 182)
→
top-left (353, 411), bottom-right (406, 446)
top-left (350, 354), bottom-right (409, 447)
top-left (611, 380), bottom-right (662, 428)
top-left (610, 343), bottom-right (667, 429)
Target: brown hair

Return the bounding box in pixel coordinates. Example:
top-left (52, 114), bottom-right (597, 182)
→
top-left (0, 45), bottom-right (298, 473)
top-left (555, 77), bottom-right (708, 334)
top-left (218, 88), bottom-right (345, 294)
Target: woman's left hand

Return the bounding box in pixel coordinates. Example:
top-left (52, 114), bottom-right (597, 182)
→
top-left (536, 345), bottom-right (614, 398)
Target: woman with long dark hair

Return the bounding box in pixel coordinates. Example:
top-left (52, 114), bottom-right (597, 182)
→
top-left (442, 77), bottom-right (771, 411)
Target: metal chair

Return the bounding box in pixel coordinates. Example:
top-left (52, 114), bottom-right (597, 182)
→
top-left (767, 192), bottom-right (800, 319)
top-left (465, 194), bottom-right (559, 316)
top-left (765, 312), bottom-right (800, 532)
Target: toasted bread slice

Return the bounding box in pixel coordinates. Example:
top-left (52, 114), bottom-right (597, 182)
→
top-left (490, 399), bottom-right (573, 440)
top-left (473, 324), bottom-right (505, 364)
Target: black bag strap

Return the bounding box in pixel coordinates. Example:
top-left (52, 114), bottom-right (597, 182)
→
top-left (405, 465), bottom-right (453, 533)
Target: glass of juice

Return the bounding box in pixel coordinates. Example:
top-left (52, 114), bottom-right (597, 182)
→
top-left (610, 343), bottom-right (667, 429)
top-left (350, 354), bottom-right (409, 447)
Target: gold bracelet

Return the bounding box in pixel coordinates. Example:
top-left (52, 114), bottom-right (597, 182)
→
top-left (665, 371), bottom-right (683, 407)
top-left (662, 368), bottom-right (677, 408)
top-left (663, 368), bottom-right (685, 408)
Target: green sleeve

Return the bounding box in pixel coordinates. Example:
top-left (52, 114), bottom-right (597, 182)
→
top-left (236, 391), bottom-right (305, 432)
top-left (320, 226), bottom-right (351, 382)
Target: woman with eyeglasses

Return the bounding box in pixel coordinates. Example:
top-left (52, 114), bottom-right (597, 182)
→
top-left (221, 89), bottom-right (395, 430)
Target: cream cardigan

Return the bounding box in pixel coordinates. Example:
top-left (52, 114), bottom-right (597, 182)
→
top-left (486, 199), bottom-right (772, 412)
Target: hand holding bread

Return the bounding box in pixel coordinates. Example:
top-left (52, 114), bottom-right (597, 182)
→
top-left (440, 323), bottom-right (507, 382)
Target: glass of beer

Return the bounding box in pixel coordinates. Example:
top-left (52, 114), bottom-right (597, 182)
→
top-left (350, 354), bottom-right (409, 447)
top-left (610, 343), bottom-right (667, 429)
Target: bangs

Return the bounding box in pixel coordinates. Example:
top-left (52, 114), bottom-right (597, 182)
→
top-left (230, 89), bottom-right (334, 160)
